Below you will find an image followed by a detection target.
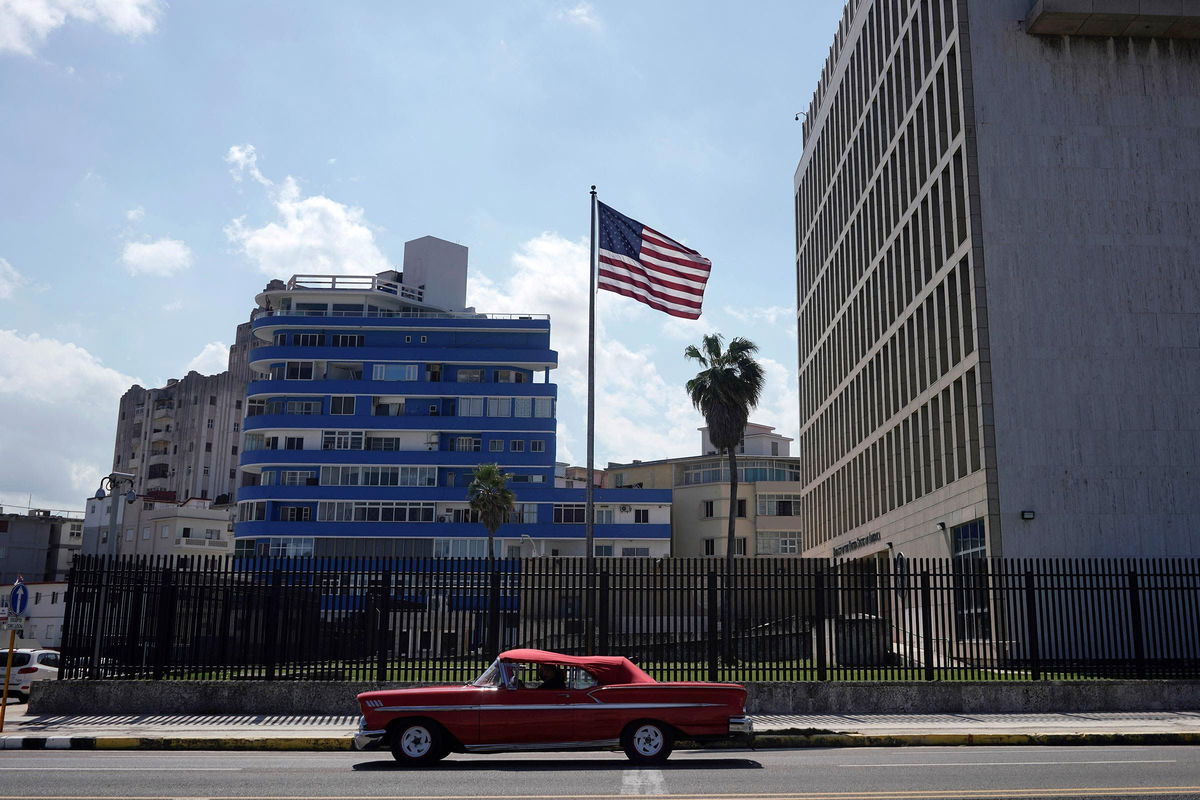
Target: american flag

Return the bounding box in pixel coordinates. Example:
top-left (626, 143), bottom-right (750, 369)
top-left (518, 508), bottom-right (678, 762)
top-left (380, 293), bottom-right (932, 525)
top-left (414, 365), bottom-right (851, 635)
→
top-left (597, 202), bottom-right (711, 320)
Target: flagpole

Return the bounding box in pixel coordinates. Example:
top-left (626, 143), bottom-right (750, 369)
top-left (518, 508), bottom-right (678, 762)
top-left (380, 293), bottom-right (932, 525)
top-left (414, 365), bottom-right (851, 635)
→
top-left (586, 186), bottom-right (598, 572)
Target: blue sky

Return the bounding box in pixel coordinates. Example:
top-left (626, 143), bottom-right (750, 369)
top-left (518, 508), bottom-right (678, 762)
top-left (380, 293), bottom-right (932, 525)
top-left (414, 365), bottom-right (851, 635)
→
top-left (0, 0), bottom-right (844, 513)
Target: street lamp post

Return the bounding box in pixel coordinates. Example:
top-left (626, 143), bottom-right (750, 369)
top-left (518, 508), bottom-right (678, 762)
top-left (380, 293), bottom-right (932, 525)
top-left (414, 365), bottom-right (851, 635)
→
top-left (94, 471), bottom-right (138, 557)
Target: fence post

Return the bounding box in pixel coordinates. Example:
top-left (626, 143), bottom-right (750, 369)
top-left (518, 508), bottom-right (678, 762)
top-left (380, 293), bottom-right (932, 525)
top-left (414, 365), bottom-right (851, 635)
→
top-left (598, 569), bottom-right (610, 656)
top-left (376, 569), bottom-right (392, 682)
top-left (814, 568), bottom-right (828, 681)
top-left (88, 567), bottom-right (110, 681)
top-left (265, 568), bottom-right (282, 681)
top-left (152, 567), bottom-right (176, 681)
top-left (920, 570), bottom-right (934, 681)
top-left (58, 558), bottom-right (77, 680)
top-left (707, 569), bottom-right (719, 682)
top-left (1128, 569), bottom-right (1146, 679)
top-left (1024, 569), bottom-right (1041, 681)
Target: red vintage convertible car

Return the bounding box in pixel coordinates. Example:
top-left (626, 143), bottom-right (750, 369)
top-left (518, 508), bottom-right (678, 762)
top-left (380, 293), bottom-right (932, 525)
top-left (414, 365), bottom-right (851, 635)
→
top-left (354, 648), bottom-right (751, 764)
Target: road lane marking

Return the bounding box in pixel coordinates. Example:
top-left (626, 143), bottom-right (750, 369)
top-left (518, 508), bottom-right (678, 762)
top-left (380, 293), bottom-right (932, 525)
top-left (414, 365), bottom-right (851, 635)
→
top-left (0, 767), bottom-right (240, 771)
top-left (838, 759), bottom-right (1176, 768)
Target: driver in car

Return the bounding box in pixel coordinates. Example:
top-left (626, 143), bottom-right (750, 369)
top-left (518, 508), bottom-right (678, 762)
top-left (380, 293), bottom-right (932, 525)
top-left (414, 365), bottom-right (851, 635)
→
top-left (537, 663), bottom-right (566, 690)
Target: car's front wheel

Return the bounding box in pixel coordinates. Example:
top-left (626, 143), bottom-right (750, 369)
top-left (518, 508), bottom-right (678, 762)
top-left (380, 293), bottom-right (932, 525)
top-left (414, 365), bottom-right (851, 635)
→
top-left (621, 720), bottom-right (674, 764)
top-left (389, 721), bottom-right (448, 765)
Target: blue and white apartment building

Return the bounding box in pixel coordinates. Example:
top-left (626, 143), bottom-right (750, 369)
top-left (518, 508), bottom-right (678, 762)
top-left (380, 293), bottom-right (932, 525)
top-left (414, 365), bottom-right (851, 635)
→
top-left (234, 236), bottom-right (671, 559)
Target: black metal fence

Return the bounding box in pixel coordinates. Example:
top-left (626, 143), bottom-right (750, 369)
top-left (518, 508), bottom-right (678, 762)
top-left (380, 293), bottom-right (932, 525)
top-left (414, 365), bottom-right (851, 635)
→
top-left (59, 555), bottom-right (1200, 683)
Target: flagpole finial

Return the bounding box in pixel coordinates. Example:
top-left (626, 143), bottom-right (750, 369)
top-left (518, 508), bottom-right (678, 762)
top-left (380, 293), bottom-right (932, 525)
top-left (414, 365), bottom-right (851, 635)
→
top-left (590, 185), bottom-right (596, 194)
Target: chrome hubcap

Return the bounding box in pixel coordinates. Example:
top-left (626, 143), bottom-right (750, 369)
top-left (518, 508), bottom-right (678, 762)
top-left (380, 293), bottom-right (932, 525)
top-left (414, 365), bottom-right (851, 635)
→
top-left (633, 725), bottom-right (663, 755)
top-left (400, 726), bottom-right (432, 757)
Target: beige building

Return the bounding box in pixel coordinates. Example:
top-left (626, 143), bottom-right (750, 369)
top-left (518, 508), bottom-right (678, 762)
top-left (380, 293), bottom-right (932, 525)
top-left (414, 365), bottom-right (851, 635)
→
top-left (0, 580), bottom-right (67, 648)
top-left (606, 424), bottom-right (804, 557)
top-left (81, 495), bottom-right (235, 558)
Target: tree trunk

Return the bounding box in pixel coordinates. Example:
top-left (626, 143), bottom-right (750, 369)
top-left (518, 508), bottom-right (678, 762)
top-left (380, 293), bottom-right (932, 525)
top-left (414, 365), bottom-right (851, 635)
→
top-left (724, 448), bottom-right (739, 666)
top-left (486, 530), bottom-right (500, 659)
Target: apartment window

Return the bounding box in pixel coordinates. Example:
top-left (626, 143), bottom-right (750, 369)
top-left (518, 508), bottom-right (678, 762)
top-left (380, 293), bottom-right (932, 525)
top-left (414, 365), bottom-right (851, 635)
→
top-left (419, 335), bottom-right (428, 343)
top-left (458, 397), bottom-right (484, 417)
top-left (530, 440), bottom-right (545, 453)
top-left (318, 501), bottom-right (436, 522)
top-left (233, 422), bottom-right (240, 431)
top-left (493, 370), bottom-right (524, 383)
top-left (372, 364), bottom-right (418, 381)
top-left (283, 362), bottom-right (314, 380)
top-left (757, 494), bottom-right (802, 516)
top-left (322, 430), bottom-right (363, 450)
top-left (143, 501), bottom-right (155, 511)
top-left (513, 397), bottom-right (532, 417)
top-left (509, 473), bottom-right (545, 484)
top-left (509, 503), bottom-right (538, 523)
top-left (404, 335), bottom-right (412, 343)
top-left (702, 500), bottom-right (714, 518)
top-left (330, 334), bottom-right (363, 347)
top-left (294, 333), bottom-right (323, 346)
top-left (487, 397), bottom-right (512, 417)
top-left (432, 539), bottom-right (488, 558)
top-left (454, 436), bottom-right (481, 452)
top-left (330, 396), bottom-right (356, 415)
top-left (756, 531), bottom-right (800, 555)
top-left (286, 400), bottom-right (322, 415)
top-left (231, 445), bottom-right (238, 455)
top-left (457, 369), bottom-right (484, 382)
top-left (553, 504), bottom-right (586, 524)
top-left (247, 399), bottom-right (266, 416)
top-left (594, 544), bottom-right (613, 557)
top-left (533, 397), bottom-right (554, 417)
top-left (621, 547), bottom-right (651, 557)
top-left (206, 418), bottom-right (214, 429)
top-left (489, 439), bottom-right (504, 452)
top-left (142, 526), bottom-right (150, 540)
top-left (235, 399), bottom-right (242, 409)
top-left (510, 440), bottom-right (525, 453)
top-left (281, 506), bottom-right (311, 522)
top-left (268, 537), bottom-right (315, 557)
top-left (282, 470), bottom-right (315, 486)
top-left (160, 524), bottom-right (170, 538)
top-left (202, 466), bottom-right (210, 476)
top-left (205, 442), bottom-right (212, 452)
top-left (209, 395), bottom-right (217, 405)
top-left (595, 508), bottom-right (613, 525)
top-left (283, 436), bottom-right (303, 450)
top-left (125, 528), bottom-right (134, 541)
top-left (229, 469), bottom-right (236, 479)
top-left (736, 499), bottom-right (747, 518)
top-left (204, 528), bottom-right (220, 540)
top-left (634, 509), bottom-right (649, 523)
top-left (733, 537), bottom-right (747, 555)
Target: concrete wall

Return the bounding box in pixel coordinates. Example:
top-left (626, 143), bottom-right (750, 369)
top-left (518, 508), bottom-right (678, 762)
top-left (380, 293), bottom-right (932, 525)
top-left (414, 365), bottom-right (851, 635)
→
top-left (967, 0), bottom-right (1200, 556)
top-left (30, 679), bottom-right (1200, 717)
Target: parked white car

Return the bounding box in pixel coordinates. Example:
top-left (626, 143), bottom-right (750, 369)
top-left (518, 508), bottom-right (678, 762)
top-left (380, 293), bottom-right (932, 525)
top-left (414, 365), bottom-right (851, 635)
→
top-left (2, 649), bottom-right (59, 703)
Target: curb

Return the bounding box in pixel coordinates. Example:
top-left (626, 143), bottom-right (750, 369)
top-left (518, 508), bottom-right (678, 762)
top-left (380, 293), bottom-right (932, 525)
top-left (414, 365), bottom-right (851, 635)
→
top-left (3, 731), bottom-right (1200, 751)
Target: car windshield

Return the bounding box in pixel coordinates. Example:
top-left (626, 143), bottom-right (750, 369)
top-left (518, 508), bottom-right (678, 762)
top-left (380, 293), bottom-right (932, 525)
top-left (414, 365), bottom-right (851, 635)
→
top-left (471, 659), bottom-right (599, 690)
top-left (1, 653), bottom-right (30, 667)
top-left (471, 659), bottom-right (517, 688)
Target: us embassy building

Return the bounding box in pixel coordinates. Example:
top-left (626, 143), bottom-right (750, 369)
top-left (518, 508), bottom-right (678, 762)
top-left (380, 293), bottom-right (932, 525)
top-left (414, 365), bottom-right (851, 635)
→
top-left (793, 0), bottom-right (1200, 563)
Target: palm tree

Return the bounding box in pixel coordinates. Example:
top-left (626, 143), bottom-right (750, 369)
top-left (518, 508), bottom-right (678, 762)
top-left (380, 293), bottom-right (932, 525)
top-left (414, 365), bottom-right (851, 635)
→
top-left (684, 334), bottom-right (765, 664)
top-left (467, 463), bottom-right (516, 657)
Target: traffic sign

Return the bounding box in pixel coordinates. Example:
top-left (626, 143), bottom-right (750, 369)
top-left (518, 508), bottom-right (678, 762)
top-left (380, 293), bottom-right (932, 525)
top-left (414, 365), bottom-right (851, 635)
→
top-left (1, 618), bottom-right (24, 631)
top-left (8, 580), bottom-right (27, 617)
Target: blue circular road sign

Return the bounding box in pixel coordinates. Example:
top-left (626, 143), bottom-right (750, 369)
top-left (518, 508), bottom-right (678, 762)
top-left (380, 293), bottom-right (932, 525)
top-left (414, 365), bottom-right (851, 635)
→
top-left (8, 581), bottom-right (28, 617)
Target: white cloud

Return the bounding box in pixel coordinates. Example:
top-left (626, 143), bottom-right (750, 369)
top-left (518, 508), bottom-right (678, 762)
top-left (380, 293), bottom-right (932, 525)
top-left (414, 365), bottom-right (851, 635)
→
top-left (0, 0), bottom-right (161, 56)
top-left (224, 144), bottom-right (391, 277)
top-left (121, 237), bottom-right (192, 277)
top-left (182, 341), bottom-right (229, 376)
top-left (125, 205), bottom-right (144, 222)
top-left (468, 233), bottom-right (705, 467)
top-left (724, 305), bottom-right (794, 328)
top-left (0, 330), bottom-right (138, 511)
top-left (0, 258), bottom-right (26, 299)
top-left (556, 2), bottom-right (601, 30)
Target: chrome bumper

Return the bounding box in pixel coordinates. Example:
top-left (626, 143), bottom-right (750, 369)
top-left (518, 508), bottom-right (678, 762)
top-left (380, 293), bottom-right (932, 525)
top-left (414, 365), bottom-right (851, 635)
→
top-left (729, 716), bottom-right (753, 735)
top-left (353, 717), bottom-right (387, 751)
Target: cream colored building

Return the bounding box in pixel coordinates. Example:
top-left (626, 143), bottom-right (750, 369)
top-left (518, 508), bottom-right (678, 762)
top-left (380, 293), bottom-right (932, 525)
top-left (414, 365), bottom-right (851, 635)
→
top-left (82, 495), bottom-right (235, 558)
top-left (606, 424), bottom-right (804, 557)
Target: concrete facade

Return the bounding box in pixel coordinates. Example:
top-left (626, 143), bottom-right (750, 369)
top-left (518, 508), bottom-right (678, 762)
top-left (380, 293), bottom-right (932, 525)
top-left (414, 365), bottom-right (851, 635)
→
top-left (0, 510), bottom-right (82, 583)
top-left (81, 495), bottom-right (235, 558)
top-left (111, 320), bottom-right (255, 506)
top-left (0, 579), bottom-right (66, 647)
top-left (793, 0), bottom-right (1200, 561)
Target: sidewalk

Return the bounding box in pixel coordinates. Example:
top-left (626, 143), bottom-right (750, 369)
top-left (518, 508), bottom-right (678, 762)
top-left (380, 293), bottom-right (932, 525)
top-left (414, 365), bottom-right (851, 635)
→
top-left (3, 707), bottom-right (1199, 751)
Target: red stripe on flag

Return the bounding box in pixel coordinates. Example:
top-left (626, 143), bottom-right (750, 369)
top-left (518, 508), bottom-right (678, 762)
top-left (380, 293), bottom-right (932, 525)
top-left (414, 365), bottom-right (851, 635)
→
top-left (598, 257), bottom-right (707, 301)
top-left (598, 281), bottom-right (703, 320)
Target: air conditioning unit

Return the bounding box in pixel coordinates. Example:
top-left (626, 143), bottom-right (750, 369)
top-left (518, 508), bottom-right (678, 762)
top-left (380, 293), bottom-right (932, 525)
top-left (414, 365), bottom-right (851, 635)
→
top-left (437, 516), bottom-right (448, 523)
top-left (619, 505), bottom-right (632, 513)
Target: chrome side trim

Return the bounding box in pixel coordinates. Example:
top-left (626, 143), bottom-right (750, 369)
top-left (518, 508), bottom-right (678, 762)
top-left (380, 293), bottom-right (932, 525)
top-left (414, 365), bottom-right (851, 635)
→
top-left (374, 702), bottom-right (722, 713)
top-left (464, 739), bottom-right (619, 753)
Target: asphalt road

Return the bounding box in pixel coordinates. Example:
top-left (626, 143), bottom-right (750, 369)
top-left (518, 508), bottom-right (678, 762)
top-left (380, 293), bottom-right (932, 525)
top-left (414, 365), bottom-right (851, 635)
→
top-left (1, 747), bottom-right (1199, 799)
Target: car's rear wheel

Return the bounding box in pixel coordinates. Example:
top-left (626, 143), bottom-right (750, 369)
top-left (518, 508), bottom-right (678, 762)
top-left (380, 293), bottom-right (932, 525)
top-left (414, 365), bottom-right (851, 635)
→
top-left (389, 720), bottom-right (448, 765)
top-left (621, 720), bottom-right (674, 764)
